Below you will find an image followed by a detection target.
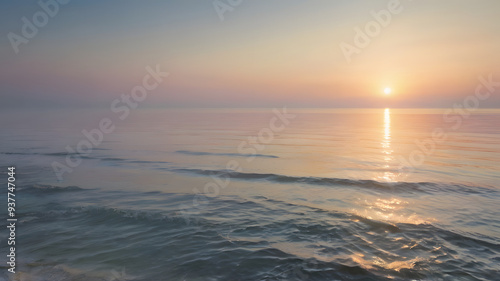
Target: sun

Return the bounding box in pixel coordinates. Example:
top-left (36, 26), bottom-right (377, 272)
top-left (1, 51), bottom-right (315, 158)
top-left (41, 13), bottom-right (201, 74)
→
top-left (384, 87), bottom-right (392, 95)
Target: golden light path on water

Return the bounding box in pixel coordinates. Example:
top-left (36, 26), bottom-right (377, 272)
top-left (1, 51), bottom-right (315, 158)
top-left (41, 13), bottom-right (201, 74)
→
top-left (378, 108), bottom-right (396, 182)
top-left (346, 109), bottom-right (437, 274)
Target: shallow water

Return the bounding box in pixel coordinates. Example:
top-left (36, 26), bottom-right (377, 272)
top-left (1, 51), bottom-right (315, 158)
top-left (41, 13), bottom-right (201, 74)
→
top-left (0, 108), bottom-right (499, 280)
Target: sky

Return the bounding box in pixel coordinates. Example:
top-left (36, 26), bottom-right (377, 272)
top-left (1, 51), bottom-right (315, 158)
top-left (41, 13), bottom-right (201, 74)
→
top-left (1, 0), bottom-right (500, 108)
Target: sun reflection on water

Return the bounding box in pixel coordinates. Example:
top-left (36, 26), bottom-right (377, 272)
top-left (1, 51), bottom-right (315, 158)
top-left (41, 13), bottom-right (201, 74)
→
top-left (354, 197), bottom-right (433, 225)
top-left (377, 108), bottom-right (397, 182)
top-left (349, 196), bottom-right (436, 275)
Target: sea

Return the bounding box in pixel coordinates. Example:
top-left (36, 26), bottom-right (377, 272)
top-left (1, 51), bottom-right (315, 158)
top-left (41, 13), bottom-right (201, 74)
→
top-left (0, 108), bottom-right (499, 281)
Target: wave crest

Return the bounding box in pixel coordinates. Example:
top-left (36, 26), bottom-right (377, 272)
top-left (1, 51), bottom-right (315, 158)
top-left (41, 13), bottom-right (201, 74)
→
top-left (174, 168), bottom-right (496, 195)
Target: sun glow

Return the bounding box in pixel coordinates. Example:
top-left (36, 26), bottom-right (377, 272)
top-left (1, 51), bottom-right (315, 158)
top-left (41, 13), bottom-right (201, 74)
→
top-left (384, 87), bottom-right (392, 95)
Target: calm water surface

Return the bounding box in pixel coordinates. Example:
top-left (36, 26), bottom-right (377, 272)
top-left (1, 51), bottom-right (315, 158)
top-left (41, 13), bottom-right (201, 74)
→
top-left (0, 108), bottom-right (499, 280)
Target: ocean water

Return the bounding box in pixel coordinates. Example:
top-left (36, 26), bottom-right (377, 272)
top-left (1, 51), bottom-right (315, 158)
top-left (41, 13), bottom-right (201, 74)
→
top-left (0, 108), bottom-right (499, 281)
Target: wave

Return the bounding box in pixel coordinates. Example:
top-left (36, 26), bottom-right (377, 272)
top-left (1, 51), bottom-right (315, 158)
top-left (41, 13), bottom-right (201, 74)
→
top-left (1, 151), bottom-right (119, 159)
top-left (12, 189), bottom-right (500, 281)
top-left (176, 150), bottom-right (278, 158)
top-left (1, 151), bottom-right (169, 165)
top-left (30, 197), bottom-right (500, 280)
top-left (0, 151), bottom-right (104, 161)
top-left (25, 193), bottom-right (500, 247)
top-left (19, 184), bottom-right (86, 193)
top-left (173, 168), bottom-right (497, 195)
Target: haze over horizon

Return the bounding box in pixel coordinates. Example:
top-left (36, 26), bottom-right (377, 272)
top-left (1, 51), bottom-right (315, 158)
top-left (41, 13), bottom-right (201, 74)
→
top-left (1, 0), bottom-right (500, 109)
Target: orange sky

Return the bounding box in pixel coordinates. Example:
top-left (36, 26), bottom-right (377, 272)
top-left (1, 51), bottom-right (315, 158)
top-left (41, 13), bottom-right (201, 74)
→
top-left (1, 0), bottom-right (499, 108)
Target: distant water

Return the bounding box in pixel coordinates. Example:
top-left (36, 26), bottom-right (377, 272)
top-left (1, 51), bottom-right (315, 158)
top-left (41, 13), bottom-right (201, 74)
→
top-left (0, 108), bottom-right (499, 280)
